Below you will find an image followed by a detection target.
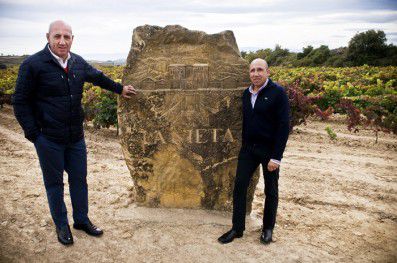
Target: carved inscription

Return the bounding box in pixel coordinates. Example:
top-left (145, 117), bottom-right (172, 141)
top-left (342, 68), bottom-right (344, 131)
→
top-left (169, 64), bottom-right (186, 89)
top-left (131, 63), bottom-right (245, 152)
top-left (119, 25), bottom-right (258, 211)
top-left (192, 64), bottom-right (208, 90)
top-left (139, 63), bottom-right (248, 90)
top-left (139, 128), bottom-right (236, 149)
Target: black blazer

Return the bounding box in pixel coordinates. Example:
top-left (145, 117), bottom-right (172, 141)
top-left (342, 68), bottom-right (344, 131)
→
top-left (242, 78), bottom-right (290, 160)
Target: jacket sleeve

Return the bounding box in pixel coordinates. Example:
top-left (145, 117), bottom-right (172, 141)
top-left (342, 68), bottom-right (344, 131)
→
top-left (241, 89), bottom-right (247, 144)
top-left (12, 61), bottom-right (40, 142)
top-left (271, 88), bottom-right (290, 161)
top-left (83, 60), bottom-right (123, 94)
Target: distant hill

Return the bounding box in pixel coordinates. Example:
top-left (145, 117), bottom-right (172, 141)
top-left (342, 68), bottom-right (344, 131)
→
top-left (0, 55), bottom-right (29, 67)
top-left (0, 55), bottom-right (126, 68)
top-left (87, 58), bottom-right (126, 66)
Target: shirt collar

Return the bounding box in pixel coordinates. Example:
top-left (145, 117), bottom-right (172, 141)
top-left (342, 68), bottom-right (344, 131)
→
top-left (248, 78), bottom-right (269, 95)
top-left (47, 45), bottom-right (71, 68)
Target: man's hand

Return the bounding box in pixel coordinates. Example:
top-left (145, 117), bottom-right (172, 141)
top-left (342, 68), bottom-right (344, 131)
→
top-left (267, 160), bottom-right (279, 172)
top-left (121, 85), bottom-right (137, 98)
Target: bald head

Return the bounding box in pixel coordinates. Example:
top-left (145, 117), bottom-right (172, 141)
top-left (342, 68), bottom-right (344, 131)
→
top-left (46, 20), bottom-right (74, 60)
top-left (48, 20), bottom-right (72, 34)
top-left (250, 58), bottom-right (268, 70)
top-left (249, 58), bottom-right (270, 90)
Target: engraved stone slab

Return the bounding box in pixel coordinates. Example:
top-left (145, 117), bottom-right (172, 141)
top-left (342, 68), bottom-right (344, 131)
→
top-left (119, 25), bottom-right (259, 212)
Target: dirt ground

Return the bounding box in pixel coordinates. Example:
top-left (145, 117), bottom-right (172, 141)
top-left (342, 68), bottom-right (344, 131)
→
top-left (0, 104), bottom-right (396, 263)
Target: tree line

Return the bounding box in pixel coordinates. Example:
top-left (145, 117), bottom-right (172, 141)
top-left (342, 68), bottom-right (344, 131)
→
top-left (241, 30), bottom-right (397, 67)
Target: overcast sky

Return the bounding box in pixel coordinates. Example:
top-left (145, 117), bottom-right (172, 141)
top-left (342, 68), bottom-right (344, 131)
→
top-left (1, 0), bottom-right (396, 60)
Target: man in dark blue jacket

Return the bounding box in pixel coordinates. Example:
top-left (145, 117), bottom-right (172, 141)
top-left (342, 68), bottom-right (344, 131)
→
top-left (218, 58), bottom-right (290, 245)
top-left (13, 20), bottom-right (136, 246)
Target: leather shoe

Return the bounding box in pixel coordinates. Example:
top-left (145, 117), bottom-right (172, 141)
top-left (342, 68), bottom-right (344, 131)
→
top-left (218, 229), bottom-right (243, 244)
top-left (260, 229), bottom-right (273, 244)
top-left (73, 219), bottom-right (103, 236)
top-left (56, 225), bottom-right (74, 246)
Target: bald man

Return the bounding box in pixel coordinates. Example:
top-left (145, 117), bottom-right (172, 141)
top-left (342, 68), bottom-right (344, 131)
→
top-left (13, 20), bottom-right (136, 246)
top-left (218, 58), bottom-right (290, 244)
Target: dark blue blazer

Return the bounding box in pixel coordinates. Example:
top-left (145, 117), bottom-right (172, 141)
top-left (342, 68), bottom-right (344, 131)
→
top-left (13, 45), bottom-right (123, 143)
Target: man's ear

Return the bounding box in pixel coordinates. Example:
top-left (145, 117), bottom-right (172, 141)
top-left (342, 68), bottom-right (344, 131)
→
top-left (46, 33), bottom-right (50, 42)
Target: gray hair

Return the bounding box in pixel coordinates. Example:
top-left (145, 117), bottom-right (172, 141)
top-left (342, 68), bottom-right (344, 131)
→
top-left (48, 20), bottom-right (72, 34)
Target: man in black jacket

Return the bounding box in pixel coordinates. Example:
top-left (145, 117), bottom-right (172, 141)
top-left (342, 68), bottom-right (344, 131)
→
top-left (218, 58), bottom-right (290, 244)
top-left (13, 20), bottom-right (136, 246)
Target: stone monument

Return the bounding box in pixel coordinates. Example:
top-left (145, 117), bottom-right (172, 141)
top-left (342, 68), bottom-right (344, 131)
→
top-left (118, 25), bottom-right (259, 212)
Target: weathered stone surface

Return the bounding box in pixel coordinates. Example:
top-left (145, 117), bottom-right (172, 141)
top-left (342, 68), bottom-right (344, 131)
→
top-left (119, 25), bottom-right (259, 212)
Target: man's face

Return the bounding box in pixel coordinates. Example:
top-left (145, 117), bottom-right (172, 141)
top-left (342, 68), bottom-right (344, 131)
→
top-left (249, 60), bottom-right (269, 88)
top-left (46, 23), bottom-right (73, 60)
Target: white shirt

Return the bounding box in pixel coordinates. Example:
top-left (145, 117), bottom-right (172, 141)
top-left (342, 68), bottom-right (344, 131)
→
top-left (48, 45), bottom-right (70, 69)
top-left (248, 78), bottom-right (269, 109)
top-left (248, 78), bottom-right (281, 166)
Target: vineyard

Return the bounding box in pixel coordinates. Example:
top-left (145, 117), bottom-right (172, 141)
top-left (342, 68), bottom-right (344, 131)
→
top-left (1, 65), bottom-right (396, 137)
top-left (1, 64), bottom-right (396, 261)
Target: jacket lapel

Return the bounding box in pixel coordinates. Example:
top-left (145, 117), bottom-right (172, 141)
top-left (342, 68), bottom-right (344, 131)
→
top-left (252, 79), bottom-right (272, 111)
top-left (43, 44), bottom-right (71, 73)
top-left (67, 53), bottom-right (76, 72)
top-left (244, 89), bottom-right (254, 114)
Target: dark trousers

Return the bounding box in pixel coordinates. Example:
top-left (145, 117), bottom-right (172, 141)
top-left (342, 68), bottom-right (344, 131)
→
top-left (34, 134), bottom-right (89, 228)
top-left (232, 144), bottom-right (279, 232)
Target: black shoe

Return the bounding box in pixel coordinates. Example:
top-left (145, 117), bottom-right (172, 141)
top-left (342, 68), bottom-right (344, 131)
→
top-left (56, 225), bottom-right (74, 246)
top-left (260, 229), bottom-right (273, 244)
top-left (218, 229), bottom-right (243, 244)
top-left (73, 219), bottom-right (103, 236)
